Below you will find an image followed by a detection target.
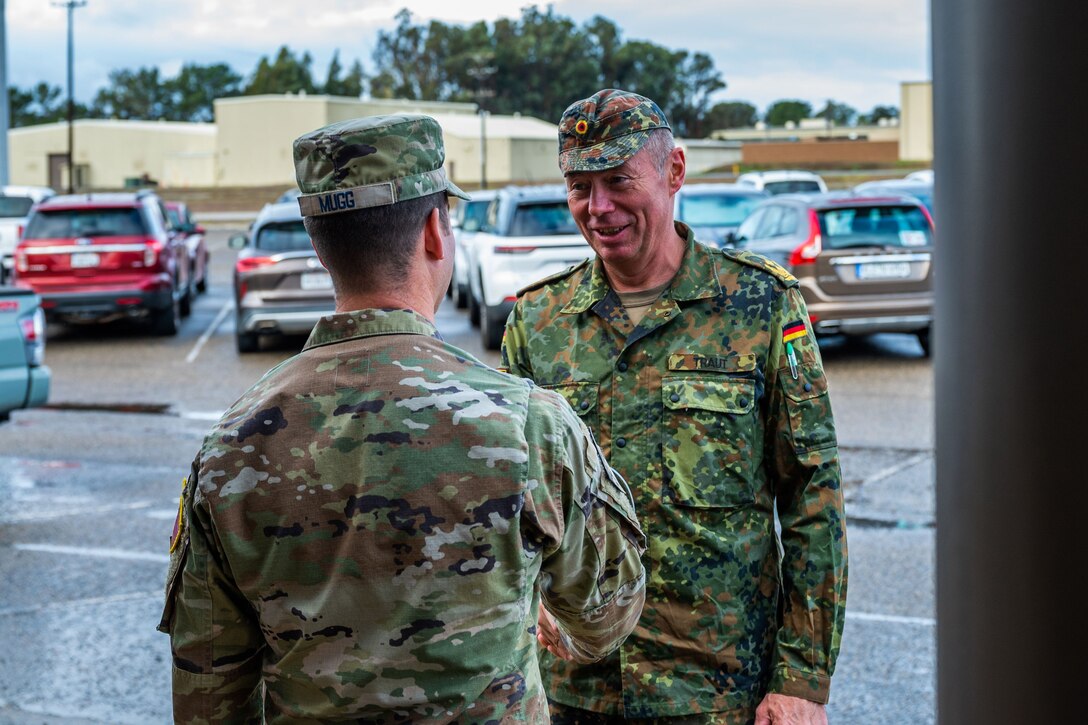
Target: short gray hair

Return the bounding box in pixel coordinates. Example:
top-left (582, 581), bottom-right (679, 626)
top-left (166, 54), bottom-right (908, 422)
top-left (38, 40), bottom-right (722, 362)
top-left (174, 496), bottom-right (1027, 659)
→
top-left (640, 128), bottom-right (676, 175)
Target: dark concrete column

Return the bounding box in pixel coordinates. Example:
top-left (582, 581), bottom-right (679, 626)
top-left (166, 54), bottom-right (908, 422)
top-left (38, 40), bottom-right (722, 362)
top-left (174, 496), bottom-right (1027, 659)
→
top-left (934, 1), bottom-right (1088, 722)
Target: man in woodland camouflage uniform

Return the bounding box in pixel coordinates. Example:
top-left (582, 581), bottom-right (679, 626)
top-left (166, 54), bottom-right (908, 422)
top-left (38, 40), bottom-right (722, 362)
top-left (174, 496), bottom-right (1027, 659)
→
top-left (500, 90), bottom-right (848, 724)
top-left (159, 113), bottom-right (647, 723)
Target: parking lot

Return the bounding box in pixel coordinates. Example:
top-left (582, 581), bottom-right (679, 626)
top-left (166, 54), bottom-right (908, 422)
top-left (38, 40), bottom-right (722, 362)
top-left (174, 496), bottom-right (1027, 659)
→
top-left (0, 227), bottom-right (936, 724)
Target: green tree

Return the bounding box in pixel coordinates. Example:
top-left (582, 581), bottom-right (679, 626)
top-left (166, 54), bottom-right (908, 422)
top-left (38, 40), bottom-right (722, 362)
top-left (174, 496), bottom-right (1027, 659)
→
top-left (858, 104), bottom-right (900, 125)
top-left (670, 52), bottom-right (726, 137)
top-left (370, 10), bottom-right (454, 100)
top-left (815, 99), bottom-right (856, 126)
top-left (7, 82), bottom-right (82, 126)
top-left (92, 67), bottom-right (171, 119)
top-left (612, 40), bottom-right (685, 119)
top-left (167, 63), bottom-right (243, 121)
top-left (704, 101), bottom-right (759, 131)
top-left (583, 16), bottom-right (624, 88)
top-left (322, 51), bottom-right (365, 97)
top-left (491, 5), bottom-right (599, 119)
top-left (764, 99), bottom-right (812, 126)
top-left (244, 46), bottom-right (317, 95)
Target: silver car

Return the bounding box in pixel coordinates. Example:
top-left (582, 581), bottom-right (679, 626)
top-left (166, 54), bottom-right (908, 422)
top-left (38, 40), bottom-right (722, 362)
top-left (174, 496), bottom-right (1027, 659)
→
top-left (228, 202), bottom-right (333, 353)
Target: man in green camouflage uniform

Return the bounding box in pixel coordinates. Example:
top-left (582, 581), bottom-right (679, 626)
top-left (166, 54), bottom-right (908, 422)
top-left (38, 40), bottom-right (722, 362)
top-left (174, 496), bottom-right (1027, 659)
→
top-left (158, 114), bottom-right (647, 724)
top-left (500, 90), bottom-right (848, 724)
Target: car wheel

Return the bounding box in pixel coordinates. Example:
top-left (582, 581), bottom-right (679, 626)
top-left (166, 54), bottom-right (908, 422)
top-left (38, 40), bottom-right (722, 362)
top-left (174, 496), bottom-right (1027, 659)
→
top-left (196, 252), bottom-right (210, 294)
top-left (481, 305), bottom-right (505, 351)
top-left (917, 326), bottom-right (932, 357)
top-left (468, 282), bottom-right (481, 327)
top-left (179, 282), bottom-right (192, 318)
top-left (236, 329), bottom-right (259, 353)
top-left (236, 313), bottom-right (259, 352)
top-left (453, 281), bottom-right (469, 310)
top-left (151, 296), bottom-right (181, 336)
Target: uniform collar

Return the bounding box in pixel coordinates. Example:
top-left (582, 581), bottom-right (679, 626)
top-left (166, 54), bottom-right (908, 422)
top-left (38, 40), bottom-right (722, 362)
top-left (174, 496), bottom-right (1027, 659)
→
top-left (561, 221), bottom-right (721, 314)
top-left (303, 308), bottom-right (442, 350)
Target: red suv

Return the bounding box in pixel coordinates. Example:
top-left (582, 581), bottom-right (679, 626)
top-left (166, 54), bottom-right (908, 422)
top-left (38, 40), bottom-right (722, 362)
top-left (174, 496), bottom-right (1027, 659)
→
top-left (14, 190), bottom-right (191, 335)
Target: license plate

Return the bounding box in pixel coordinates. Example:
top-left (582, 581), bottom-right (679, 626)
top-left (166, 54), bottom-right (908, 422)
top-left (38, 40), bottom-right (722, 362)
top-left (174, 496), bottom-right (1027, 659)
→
top-left (70, 252), bottom-right (100, 268)
top-left (856, 262), bottom-right (911, 280)
top-left (300, 271), bottom-right (333, 290)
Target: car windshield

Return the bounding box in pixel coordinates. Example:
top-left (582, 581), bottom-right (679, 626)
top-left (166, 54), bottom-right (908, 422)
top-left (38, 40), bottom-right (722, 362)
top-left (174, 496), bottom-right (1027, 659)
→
top-left (679, 193), bottom-right (764, 227)
top-left (509, 201), bottom-right (579, 236)
top-left (459, 200), bottom-right (491, 232)
top-left (0, 196), bottom-right (35, 218)
top-left (764, 180), bottom-right (822, 195)
top-left (817, 205), bottom-right (933, 249)
top-left (255, 220), bottom-right (311, 252)
top-left (23, 208), bottom-right (145, 239)
top-left (860, 186), bottom-right (934, 217)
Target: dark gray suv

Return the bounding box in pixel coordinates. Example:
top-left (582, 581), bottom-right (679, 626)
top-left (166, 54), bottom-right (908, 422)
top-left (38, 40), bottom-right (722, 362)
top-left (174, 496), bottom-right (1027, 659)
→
top-left (732, 192), bottom-right (935, 355)
top-left (228, 201), bottom-right (333, 353)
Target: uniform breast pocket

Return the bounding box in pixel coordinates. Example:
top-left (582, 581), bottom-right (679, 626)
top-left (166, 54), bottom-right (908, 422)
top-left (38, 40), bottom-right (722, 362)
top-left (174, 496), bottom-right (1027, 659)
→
top-left (542, 382), bottom-right (599, 435)
top-left (662, 376), bottom-right (757, 508)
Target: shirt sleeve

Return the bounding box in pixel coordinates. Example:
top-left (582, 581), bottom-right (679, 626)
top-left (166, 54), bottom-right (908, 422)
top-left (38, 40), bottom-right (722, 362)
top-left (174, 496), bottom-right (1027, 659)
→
top-left (523, 387), bottom-right (647, 663)
top-left (499, 300), bottom-right (532, 378)
top-left (764, 285), bottom-right (849, 703)
top-left (159, 461), bottom-right (266, 723)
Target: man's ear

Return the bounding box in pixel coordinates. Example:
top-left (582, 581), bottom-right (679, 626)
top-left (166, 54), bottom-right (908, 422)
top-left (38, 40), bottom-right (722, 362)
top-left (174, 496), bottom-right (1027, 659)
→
top-left (668, 146), bottom-right (687, 194)
top-left (422, 206), bottom-right (448, 261)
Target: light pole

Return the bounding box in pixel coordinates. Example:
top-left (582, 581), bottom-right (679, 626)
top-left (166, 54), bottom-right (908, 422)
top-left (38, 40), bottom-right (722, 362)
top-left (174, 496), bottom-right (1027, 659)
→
top-left (1, 0), bottom-right (10, 186)
top-left (52, 0), bottom-right (85, 194)
top-left (468, 56), bottom-right (495, 190)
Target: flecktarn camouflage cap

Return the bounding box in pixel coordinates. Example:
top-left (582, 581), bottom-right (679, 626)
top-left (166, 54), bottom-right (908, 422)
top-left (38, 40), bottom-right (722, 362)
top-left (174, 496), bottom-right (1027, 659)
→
top-left (558, 89), bottom-right (672, 173)
top-left (293, 114), bottom-right (470, 217)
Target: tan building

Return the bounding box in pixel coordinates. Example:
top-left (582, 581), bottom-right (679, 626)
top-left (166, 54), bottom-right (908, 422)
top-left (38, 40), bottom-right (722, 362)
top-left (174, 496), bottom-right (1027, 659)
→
top-left (709, 80), bottom-right (934, 166)
top-left (3, 92), bottom-right (809, 190)
top-left (899, 81), bottom-right (933, 162)
top-left (8, 119), bottom-right (216, 190)
top-left (212, 95), bottom-right (479, 187)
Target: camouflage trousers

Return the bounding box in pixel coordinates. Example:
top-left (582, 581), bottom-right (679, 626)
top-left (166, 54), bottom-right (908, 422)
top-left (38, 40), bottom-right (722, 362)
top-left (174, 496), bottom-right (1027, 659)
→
top-left (549, 701), bottom-right (719, 725)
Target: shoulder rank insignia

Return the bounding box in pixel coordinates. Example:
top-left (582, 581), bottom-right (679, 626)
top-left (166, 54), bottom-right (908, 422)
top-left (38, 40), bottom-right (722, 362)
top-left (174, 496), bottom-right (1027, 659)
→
top-left (516, 257), bottom-right (591, 298)
top-left (724, 249), bottom-right (798, 286)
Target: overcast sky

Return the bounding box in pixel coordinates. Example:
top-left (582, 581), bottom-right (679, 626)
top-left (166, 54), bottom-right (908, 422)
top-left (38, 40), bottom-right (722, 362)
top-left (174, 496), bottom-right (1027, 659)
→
top-left (4, 0), bottom-right (930, 116)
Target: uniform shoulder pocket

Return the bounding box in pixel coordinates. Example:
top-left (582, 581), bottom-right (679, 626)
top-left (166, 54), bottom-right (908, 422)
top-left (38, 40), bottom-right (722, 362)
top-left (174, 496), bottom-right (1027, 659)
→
top-left (781, 362), bottom-right (837, 452)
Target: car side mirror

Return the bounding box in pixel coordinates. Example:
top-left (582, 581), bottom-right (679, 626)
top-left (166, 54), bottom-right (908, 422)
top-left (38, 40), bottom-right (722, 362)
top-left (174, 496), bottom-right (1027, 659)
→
top-left (462, 218), bottom-right (480, 233)
top-left (228, 233), bottom-right (248, 250)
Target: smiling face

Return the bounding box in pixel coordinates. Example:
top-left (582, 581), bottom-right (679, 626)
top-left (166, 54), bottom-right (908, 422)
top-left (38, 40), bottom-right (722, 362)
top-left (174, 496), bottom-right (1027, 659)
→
top-left (564, 141), bottom-right (686, 280)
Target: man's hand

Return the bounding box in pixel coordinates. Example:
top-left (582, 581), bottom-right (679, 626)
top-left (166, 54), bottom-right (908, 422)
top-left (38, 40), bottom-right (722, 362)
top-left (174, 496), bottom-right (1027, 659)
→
top-left (536, 607), bottom-right (575, 660)
top-left (754, 693), bottom-right (828, 724)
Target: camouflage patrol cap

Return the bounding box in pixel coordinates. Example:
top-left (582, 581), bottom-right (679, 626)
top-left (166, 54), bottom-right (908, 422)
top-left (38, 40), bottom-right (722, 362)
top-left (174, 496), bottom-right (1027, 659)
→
top-left (558, 89), bottom-right (672, 174)
top-left (293, 114), bottom-right (470, 217)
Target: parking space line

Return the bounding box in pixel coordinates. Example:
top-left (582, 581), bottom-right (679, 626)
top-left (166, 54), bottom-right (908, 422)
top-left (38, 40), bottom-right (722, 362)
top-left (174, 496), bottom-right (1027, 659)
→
top-left (12, 543), bottom-right (169, 563)
top-left (0, 500), bottom-right (154, 524)
top-left (185, 300), bottom-right (233, 363)
top-left (862, 452), bottom-right (932, 486)
top-left (0, 589), bottom-right (161, 617)
top-left (848, 611), bottom-right (935, 626)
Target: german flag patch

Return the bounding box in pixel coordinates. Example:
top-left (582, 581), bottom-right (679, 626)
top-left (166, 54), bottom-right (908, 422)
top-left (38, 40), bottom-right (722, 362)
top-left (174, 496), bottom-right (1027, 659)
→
top-left (783, 320), bottom-right (807, 344)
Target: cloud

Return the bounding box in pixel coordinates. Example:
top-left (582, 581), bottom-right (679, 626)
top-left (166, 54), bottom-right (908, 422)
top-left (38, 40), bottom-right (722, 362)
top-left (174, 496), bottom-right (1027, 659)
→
top-left (4, 0), bottom-right (930, 112)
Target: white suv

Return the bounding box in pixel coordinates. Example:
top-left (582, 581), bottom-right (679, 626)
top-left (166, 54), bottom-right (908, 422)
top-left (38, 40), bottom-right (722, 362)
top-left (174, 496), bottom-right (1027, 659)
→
top-left (467, 185), bottom-right (592, 350)
top-left (449, 189), bottom-right (497, 310)
top-left (736, 170), bottom-right (828, 196)
top-left (0, 185), bottom-right (56, 284)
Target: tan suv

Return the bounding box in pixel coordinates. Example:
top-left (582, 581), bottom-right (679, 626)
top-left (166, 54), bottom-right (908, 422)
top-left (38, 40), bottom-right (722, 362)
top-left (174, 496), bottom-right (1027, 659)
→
top-left (732, 191), bottom-right (935, 355)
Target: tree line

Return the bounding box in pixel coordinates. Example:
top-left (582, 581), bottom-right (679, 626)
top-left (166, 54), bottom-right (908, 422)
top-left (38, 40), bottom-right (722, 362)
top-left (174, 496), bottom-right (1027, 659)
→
top-left (6, 6), bottom-right (898, 137)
